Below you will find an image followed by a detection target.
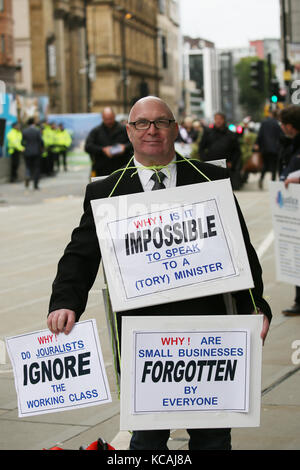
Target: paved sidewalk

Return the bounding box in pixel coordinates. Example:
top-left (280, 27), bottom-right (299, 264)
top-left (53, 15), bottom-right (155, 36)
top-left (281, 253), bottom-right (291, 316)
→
top-left (0, 167), bottom-right (299, 450)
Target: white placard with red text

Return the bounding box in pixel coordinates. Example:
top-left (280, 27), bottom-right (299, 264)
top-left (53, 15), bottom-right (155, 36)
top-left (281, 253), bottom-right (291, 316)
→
top-left (6, 320), bottom-right (111, 417)
top-left (120, 314), bottom-right (263, 430)
top-left (91, 179), bottom-right (254, 312)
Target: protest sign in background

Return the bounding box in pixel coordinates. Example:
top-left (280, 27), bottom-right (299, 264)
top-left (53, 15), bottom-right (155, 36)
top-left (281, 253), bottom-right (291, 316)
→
top-left (6, 319), bottom-right (111, 417)
top-left (92, 179), bottom-right (254, 312)
top-left (269, 181), bottom-right (300, 286)
top-left (120, 314), bottom-right (263, 430)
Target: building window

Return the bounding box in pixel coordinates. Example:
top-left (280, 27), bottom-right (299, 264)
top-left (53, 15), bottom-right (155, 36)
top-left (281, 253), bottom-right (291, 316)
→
top-left (189, 54), bottom-right (204, 98)
top-left (46, 36), bottom-right (57, 79)
top-left (158, 0), bottom-right (166, 14)
top-left (0, 0), bottom-right (4, 12)
top-left (1, 35), bottom-right (5, 55)
top-left (161, 35), bottom-right (168, 69)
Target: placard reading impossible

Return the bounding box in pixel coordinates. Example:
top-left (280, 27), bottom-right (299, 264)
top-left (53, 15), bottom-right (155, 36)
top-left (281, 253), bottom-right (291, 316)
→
top-left (92, 180), bottom-right (254, 312)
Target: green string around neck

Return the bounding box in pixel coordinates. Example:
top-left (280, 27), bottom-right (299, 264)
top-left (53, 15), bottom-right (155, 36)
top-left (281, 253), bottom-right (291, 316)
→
top-left (108, 154), bottom-right (212, 196)
top-left (108, 155), bottom-right (135, 198)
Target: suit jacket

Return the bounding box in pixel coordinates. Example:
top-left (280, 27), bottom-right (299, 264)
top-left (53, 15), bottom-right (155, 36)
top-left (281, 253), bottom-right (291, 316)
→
top-left (256, 117), bottom-right (282, 155)
top-left (22, 125), bottom-right (44, 157)
top-left (199, 126), bottom-right (241, 170)
top-left (84, 122), bottom-right (133, 176)
top-left (49, 157), bottom-right (272, 325)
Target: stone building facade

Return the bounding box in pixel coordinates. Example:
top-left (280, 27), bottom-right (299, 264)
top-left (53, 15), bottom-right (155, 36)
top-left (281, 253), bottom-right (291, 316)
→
top-left (157, 0), bottom-right (181, 118)
top-left (0, 0), bottom-right (16, 91)
top-left (86, 0), bottom-right (160, 114)
top-left (29, 0), bottom-right (88, 113)
top-left (10, 0), bottom-right (182, 116)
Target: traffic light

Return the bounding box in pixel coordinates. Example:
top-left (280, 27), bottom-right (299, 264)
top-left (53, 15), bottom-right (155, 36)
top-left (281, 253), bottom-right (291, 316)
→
top-left (270, 79), bottom-right (279, 103)
top-left (250, 60), bottom-right (265, 92)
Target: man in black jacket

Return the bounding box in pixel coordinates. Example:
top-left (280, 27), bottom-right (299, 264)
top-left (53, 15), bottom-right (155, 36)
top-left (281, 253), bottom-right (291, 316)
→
top-left (84, 107), bottom-right (133, 176)
top-left (22, 118), bottom-right (44, 189)
top-left (199, 112), bottom-right (241, 189)
top-left (256, 110), bottom-right (282, 189)
top-left (47, 97), bottom-right (271, 450)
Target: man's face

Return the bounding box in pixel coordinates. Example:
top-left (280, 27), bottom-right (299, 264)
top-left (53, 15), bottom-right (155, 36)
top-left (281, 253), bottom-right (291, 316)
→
top-left (280, 121), bottom-right (295, 138)
top-left (103, 111), bottom-right (116, 128)
top-left (126, 98), bottom-right (178, 166)
top-left (214, 114), bottom-right (225, 129)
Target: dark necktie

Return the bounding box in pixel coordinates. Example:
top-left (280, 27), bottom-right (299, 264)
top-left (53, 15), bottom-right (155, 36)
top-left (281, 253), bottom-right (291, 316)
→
top-left (151, 171), bottom-right (166, 190)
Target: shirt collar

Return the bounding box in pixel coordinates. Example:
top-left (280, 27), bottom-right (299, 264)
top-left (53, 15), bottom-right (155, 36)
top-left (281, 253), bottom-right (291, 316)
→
top-left (133, 155), bottom-right (176, 183)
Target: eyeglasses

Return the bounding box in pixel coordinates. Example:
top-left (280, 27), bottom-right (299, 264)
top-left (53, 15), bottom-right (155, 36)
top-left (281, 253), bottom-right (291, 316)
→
top-left (129, 119), bottom-right (176, 130)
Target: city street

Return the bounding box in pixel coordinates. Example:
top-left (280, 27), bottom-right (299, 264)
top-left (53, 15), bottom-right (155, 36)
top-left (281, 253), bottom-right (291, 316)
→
top-left (0, 157), bottom-right (299, 450)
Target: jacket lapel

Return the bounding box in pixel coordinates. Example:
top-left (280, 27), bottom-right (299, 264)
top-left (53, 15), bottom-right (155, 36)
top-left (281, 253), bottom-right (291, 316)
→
top-left (110, 163), bottom-right (144, 197)
top-left (176, 153), bottom-right (206, 186)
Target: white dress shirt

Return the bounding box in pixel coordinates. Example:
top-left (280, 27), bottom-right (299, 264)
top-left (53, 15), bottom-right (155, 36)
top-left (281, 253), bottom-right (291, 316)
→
top-left (133, 155), bottom-right (177, 191)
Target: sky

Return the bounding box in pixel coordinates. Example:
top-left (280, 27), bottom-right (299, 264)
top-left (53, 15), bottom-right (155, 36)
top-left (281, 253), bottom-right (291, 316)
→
top-left (179, 0), bottom-right (281, 49)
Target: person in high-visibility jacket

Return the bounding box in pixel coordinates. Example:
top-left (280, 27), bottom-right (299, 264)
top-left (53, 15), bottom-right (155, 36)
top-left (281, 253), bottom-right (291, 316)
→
top-left (7, 122), bottom-right (25, 182)
top-left (56, 123), bottom-right (72, 171)
top-left (41, 122), bottom-right (55, 176)
top-left (47, 122), bottom-right (61, 173)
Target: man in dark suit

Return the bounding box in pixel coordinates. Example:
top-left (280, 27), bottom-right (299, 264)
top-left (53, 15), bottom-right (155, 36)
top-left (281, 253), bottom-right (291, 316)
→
top-left (84, 107), bottom-right (133, 177)
top-left (47, 96), bottom-right (271, 450)
top-left (256, 110), bottom-right (283, 189)
top-left (199, 112), bottom-right (242, 190)
top-left (22, 118), bottom-right (44, 189)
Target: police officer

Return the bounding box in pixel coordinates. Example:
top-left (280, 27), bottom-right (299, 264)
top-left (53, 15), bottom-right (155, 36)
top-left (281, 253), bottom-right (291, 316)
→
top-left (41, 122), bottom-right (54, 176)
top-left (7, 122), bottom-right (24, 182)
top-left (56, 124), bottom-right (72, 171)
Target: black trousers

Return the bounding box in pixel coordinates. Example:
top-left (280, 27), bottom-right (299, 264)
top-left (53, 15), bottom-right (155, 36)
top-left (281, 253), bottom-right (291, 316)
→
top-left (53, 152), bottom-right (60, 171)
top-left (10, 151), bottom-right (21, 182)
top-left (129, 428), bottom-right (231, 450)
top-left (59, 150), bottom-right (67, 170)
top-left (260, 152), bottom-right (278, 182)
top-left (24, 154), bottom-right (41, 188)
top-left (53, 151), bottom-right (67, 170)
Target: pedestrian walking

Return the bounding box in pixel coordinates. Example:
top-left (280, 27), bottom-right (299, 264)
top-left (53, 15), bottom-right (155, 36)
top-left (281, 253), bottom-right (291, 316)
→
top-left (176, 116), bottom-right (199, 144)
top-left (199, 112), bottom-right (242, 189)
top-left (7, 122), bottom-right (24, 182)
top-left (84, 107), bottom-right (133, 177)
top-left (256, 110), bottom-right (282, 189)
top-left (240, 120), bottom-right (259, 183)
top-left (47, 96), bottom-right (271, 451)
top-left (22, 117), bottom-right (44, 190)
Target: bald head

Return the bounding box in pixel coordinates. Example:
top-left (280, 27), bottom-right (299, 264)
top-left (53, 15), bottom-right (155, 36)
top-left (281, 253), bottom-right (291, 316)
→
top-left (102, 107), bottom-right (116, 128)
top-left (128, 96), bottom-right (175, 123)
